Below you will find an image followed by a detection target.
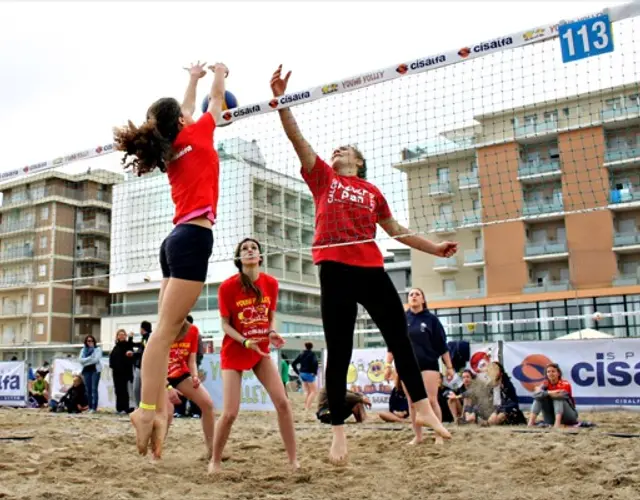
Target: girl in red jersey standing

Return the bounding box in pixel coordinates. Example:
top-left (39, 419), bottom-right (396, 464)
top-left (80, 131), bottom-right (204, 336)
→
top-left (113, 61), bottom-right (227, 459)
top-left (271, 65), bottom-right (456, 465)
top-left (210, 238), bottom-right (298, 474)
top-left (162, 319), bottom-right (216, 459)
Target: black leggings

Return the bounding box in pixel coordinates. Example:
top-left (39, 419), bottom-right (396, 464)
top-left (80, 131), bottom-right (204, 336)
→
top-left (319, 261), bottom-right (427, 425)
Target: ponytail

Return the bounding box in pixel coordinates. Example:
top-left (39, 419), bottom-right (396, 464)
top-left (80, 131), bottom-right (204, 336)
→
top-left (239, 272), bottom-right (263, 304)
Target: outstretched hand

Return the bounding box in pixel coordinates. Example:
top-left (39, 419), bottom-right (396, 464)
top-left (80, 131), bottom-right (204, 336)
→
top-left (183, 61), bottom-right (207, 79)
top-left (270, 64), bottom-right (291, 97)
top-left (433, 241), bottom-right (458, 258)
top-left (208, 63), bottom-right (229, 77)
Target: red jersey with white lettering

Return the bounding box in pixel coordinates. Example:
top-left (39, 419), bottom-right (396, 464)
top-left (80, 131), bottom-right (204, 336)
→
top-left (543, 378), bottom-right (575, 406)
top-left (218, 273), bottom-right (279, 371)
top-left (167, 112), bottom-right (220, 225)
top-left (301, 156), bottom-right (392, 267)
top-left (167, 324), bottom-right (199, 379)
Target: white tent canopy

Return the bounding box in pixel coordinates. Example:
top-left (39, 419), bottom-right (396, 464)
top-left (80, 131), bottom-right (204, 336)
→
top-left (554, 328), bottom-right (613, 341)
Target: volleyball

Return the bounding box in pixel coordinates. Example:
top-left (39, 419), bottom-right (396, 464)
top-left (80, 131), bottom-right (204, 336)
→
top-left (593, 311), bottom-right (603, 322)
top-left (201, 91), bottom-right (238, 114)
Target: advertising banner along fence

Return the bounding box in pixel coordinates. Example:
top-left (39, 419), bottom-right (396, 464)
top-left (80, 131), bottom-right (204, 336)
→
top-left (0, 361), bottom-right (27, 407)
top-left (502, 338), bottom-right (640, 411)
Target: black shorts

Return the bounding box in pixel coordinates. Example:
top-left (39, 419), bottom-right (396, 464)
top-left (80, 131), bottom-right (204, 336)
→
top-left (159, 224), bottom-right (214, 282)
top-left (418, 358), bottom-right (440, 373)
top-left (167, 372), bottom-right (191, 389)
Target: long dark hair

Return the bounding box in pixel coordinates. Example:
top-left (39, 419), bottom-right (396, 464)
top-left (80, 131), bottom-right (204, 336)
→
top-left (234, 238), bottom-right (264, 303)
top-left (113, 97), bottom-right (184, 176)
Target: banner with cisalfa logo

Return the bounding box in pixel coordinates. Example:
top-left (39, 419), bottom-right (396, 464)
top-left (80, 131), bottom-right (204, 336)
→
top-left (50, 358), bottom-right (115, 410)
top-left (4, 2), bottom-right (639, 181)
top-left (503, 339), bottom-right (640, 411)
top-left (199, 352), bottom-right (276, 411)
top-left (469, 342), bottom-right (500, 374)
top-left (0, 361), bottom-right (27, 407)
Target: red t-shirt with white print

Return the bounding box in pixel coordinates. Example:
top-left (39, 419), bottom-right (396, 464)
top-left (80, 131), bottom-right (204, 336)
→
top-left (301, 156), bottom-right (392, 268)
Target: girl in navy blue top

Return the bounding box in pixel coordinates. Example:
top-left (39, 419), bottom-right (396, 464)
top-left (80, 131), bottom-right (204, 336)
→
top-left (385, 288), bottom-right (455, 444)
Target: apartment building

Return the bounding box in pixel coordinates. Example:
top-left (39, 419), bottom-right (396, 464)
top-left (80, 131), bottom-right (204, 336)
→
top-left (0, 169), bottom-right (122, 355)
top-left (102, 138), bottom-right (324, 352)
top-left (394, 82), bottom-right (640, 340)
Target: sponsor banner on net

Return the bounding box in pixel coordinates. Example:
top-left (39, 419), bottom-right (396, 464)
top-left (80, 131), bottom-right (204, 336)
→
top-left (503, 338), bottom-right (640, 411)
top-left (0, 361), bottom-right (27, 406)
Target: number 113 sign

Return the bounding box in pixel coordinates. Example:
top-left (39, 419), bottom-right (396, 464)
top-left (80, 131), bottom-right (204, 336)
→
top-left (559, 13), bottom-right (614, 63)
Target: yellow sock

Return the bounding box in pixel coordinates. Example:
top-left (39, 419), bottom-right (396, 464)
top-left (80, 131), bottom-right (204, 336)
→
top-left (139, 402), bottom-right (156, 411)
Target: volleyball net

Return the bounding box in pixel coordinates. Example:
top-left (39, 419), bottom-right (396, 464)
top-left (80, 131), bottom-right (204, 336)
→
top-left (1, 2), bottom-right (640, 343)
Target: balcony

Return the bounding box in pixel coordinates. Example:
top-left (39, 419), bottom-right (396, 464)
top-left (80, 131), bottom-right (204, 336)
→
top-left (458, 172), bottom-right (479, 189)
top-left (285, 270), bottom-right (301, 281)
top-left (613, 232), bottom-right (640, 249)
top-left (523, 279), bottom-right (570, 294)
top-left (522, 199), bottom-right (564, 218)
top-left (301, 212), bottom-right (314, 225)
top-left (604, 147), bottom-right (640, 165)
top-left (428, 288), bottom-right (486, 302)
top-left (464, 249), bottom-right (484, 267)
top-left (76, 247), bottom-right (110, 261)
top-left (301, 272), bottom-right (317, 285)
top-left (75, 305), bottom-right (108, 317)
top-left (0, 247), bottom-right (34, 262)
top-left (0, 276), bottom-right (34, 289)
top-left (284, 207), bottom-right (299, 220)
top-left (431, 216), bottom-right (457, 234)
top-left (518, 160), bottom-right (562, 181)
top-left (433, 256), bottom-right (458, 272)
top-left (515, 120), bottom-right (558, 139)
top-left (0, 306), bottom-right (29, 318)
top-left (266, 235), bottom-right (284, 247)
top-left (76, 277), bottom-right (109, 289)
top-left (524, 240), bottom-right (568, 259)
top-left (428, 181), bottom-right (453, 198)
top-left (76, 220), bottom-right (111, 235)
top-left (609, 189), bottom-right (640, 208)
top-left (613, 273), bottom-right (640, 286)
top-left (460, 210), bottom-right (481, 227)
top-left (0, 219), bottom-right (36, 235)
top-left (601, 104), bottom-right (640, 122)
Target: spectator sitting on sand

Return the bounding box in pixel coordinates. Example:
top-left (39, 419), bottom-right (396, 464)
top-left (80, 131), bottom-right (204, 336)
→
top-left (528, 363), bottom-right (579, 428)
top-left (317, 387), bottom-right (371, 424)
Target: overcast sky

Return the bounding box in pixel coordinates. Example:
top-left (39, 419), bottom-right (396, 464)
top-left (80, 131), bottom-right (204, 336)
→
top-left (0, 1), bottom-right (636, 255)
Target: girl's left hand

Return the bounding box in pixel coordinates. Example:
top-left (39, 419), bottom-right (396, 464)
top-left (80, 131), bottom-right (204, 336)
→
top-left (269, 331), bottom-right (285, 348)
top-left (192, 376), bottom-right (201, 389)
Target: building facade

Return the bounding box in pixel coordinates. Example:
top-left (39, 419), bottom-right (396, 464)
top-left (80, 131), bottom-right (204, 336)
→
top-left (0, 169), bottom-right (122, 358)
top-left (102, 138), bottom-right (324, 353)
top-left (395, 82), bottom-right (640, 340)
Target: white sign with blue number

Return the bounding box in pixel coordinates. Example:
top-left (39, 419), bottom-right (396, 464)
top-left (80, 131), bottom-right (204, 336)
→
top-left (559, 13), bottom-right (614, 63)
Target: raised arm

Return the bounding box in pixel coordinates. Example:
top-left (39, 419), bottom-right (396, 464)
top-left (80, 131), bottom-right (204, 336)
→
top-left (206, 63), bottom-right (229, 121)
top-left (270, 65), bottom-right (317, 173)
top-left (181, 61), bottom-right (207, 117)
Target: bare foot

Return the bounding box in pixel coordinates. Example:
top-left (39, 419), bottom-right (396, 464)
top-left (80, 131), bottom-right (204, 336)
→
top-left (130, 408), bottom-right (155, 455)
top-left (408, 437), bottom-right (424, 446)
top-left (290, 460), bottom-right (301, 472)
top-left (434, 435), bottom-right (444, 446)
top-left (328, 427), bottom-right (348, 466)
top-left (207, 461), bottom-right (223, 475)
top-left (150, 413), bottom-right (168, 460)
top-left (416, 411), bottom-right (452, 440)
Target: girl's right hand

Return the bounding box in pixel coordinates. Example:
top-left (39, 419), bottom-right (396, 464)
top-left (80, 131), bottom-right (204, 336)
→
top-left (209, 63), bottom-right (229, 77)
top-left (244, 339), bottom-right (270, 358)
top-left (270, 65), bottom-right (291, 97)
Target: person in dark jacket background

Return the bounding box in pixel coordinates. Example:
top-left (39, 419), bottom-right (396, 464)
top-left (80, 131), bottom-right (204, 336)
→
top-left (385, 288), bottom-right (455, 445)
top-left (130, 320), bottom-right (152, 408)
top-left (292, 342), bottom-right (319, 410)
top-left (110, 329), bottom-right (134, 415)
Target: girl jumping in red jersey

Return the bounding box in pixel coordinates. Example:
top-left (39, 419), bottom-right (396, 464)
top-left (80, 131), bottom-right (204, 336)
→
top-left (210, 238), bottom-right (298, 474)
top-left (271, 65), bottom-right (456, 465)
top-left (113, 61), bottom-right (228, 459)
top-left (163, 319), bottom-right (215, 459)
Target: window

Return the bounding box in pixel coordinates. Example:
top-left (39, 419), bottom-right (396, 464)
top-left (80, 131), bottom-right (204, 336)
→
top-left (37, 322), bottom-right (45, 335)
top-left (436, 167), bottom-right (450, 184)
top-left (39, 235), bottom-right (47, 250)
top-left (439, 204), bottom-right (453, 217)
top-left (477, 274), bottom-right (485, 290)
top-left (443, 279), bottom-right (456, 296)
top-left (543, 110), bottom-right (558, 122)
top-left (40, 206), bottom-right (49, 220)
top-left (524, 114), bottom-right (537, 125)
top-left (37, 293), bottom-right (45, 306)
top-left (38, 264), bottom-right (46, 277)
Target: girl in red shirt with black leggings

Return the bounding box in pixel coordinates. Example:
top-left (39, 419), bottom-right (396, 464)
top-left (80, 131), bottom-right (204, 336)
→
top-left (271, 65), bottom-right (456, 464)
top-left (210, 238), bottom-right (298, 473)
top-left (113, 61), bottom-right (227, 459)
